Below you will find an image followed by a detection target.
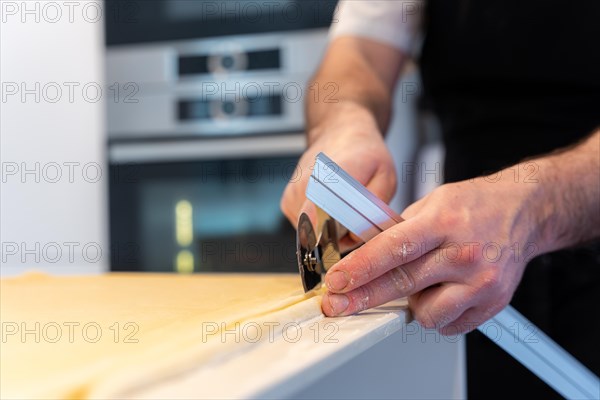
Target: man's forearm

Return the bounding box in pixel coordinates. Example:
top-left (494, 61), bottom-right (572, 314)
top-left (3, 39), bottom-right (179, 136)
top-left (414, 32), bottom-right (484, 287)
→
top-left (305, 37), bottom-right (406, 143)
top-left (531, 130), bottom-right (600, 252)
top-left (305, 60), bottom-right (392, 136)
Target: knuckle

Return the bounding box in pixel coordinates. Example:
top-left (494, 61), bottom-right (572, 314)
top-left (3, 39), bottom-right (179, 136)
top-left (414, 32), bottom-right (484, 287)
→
top-left (430, 185), bottom-right (472, 228)
top-left (436, 209), bottom-right (460, 229)
top-left (350, 284), bottom-right (376, 312)
top-left (279, 195), bottom-right (289, 213)
top-left (415, 307), bottom-right (437, 330)
top-left (457, 244), bottom-right (481, 265)
top-left (433, 311), bottom-right (454, 330)
top-left (418, 301), bottom-right (458, 331)
top-left (474, 269), bottom-right (512, 305)
top-left (352, 251), bottom-right (383, 283)
top-left (478, 270), bottom-right (502, 292)
top-left (385, 227), bottom-right (421, 264)
top-left (389, 266), bottom-right (416, 295)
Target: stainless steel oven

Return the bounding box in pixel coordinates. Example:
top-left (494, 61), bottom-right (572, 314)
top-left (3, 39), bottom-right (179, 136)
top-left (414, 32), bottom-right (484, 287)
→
top-left (105, 0), bottom-right (337, 44)
top-left (105, 1), bottom-right (336, 273)
top-left (105, 0), bottom-right (337, 139)
top-left (108, 135), bottom-right (305, 273)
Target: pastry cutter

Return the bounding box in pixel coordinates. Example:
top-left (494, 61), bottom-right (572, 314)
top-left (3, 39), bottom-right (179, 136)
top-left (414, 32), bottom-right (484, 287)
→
top-left (296, 152), bottom-right (599, 399)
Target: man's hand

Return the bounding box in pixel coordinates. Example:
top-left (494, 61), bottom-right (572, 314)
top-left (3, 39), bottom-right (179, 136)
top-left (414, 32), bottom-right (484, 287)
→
top-left (322, 131), bottom-right (600, 335)
top-left (280, 104), bottom-right (397, 229)
top-left (321, 174), bottom-right (542, 334)
top-left (281, 36), bottom-right (406, 229)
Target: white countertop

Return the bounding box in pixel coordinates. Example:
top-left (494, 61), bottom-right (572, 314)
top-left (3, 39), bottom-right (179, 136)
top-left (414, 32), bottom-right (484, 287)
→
top-left (128, 299), bottom-right (465, 400)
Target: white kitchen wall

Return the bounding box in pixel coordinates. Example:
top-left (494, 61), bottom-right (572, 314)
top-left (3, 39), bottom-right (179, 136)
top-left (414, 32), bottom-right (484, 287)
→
top-left (0, 0), bottom-right (108, 276)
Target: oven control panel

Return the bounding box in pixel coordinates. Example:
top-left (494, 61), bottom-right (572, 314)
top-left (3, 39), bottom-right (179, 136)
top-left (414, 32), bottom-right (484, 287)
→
top-left (106, 29), bottom-right (330, 139)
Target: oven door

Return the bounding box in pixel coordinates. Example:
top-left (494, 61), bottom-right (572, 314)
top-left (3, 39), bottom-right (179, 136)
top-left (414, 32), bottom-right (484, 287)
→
top-left (108, 135), bottom-right (304, 273)
top-left (105, 0), bottom-right (337, 46)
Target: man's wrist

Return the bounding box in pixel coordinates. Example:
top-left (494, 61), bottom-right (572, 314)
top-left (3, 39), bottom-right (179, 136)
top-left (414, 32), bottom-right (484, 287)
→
top-left (481, 162), bottom-right (552, 254)
top-left (508, 130), bottom-right (600, 253)
top-left (306, 101), bottom-right (382, 145)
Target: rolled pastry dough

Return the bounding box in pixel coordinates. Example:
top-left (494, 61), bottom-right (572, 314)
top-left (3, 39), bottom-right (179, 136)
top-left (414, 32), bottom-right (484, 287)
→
top-left (0, 273), bottom-right (323, 399)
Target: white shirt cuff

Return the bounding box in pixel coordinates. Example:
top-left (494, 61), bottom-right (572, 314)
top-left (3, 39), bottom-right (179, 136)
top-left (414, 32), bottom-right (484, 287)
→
top-left (328, 0), bottom-right (424, 54)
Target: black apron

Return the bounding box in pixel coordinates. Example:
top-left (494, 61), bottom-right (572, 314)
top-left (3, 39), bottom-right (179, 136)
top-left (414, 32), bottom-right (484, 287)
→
top-left (419, 1), bottom-right (600, 398)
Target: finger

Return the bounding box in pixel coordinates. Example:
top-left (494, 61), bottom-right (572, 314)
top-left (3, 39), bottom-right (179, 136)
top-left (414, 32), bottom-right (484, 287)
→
top-left (363, 163), bottom-right (397, 204)
top-left (321, 259), bottom-right (456, 317)
top-left (438, 300), bottom-right (507, 335)
top-left (280, 153), bottom-right (319, 224)
top-left (436, 308), bottom-right (479, 335)
top-left (324, 217), bottom-right (445, 293)
top-left (408, 283), bottom-right (476, 331)
top-left (400, 194), bottom-right (428, 220)
top-left (280, 180), bottom-right (306, 225)
top-left (300, 200), bottom-right (318, 228)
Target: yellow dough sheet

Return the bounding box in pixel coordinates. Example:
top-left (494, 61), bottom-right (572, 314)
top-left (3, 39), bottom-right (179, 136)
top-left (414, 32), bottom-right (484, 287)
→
top-left (0, 272), bottom-right (323, 399)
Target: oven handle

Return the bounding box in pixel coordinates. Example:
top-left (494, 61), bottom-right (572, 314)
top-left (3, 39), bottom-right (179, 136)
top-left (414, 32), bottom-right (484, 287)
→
top-left (109, 134), bottom-right (305, 164)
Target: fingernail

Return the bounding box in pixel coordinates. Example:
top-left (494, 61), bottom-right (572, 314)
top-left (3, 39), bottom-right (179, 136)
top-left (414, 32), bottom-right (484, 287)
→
top-left (327, 293), bottom-right (350, 315)
top-left (326, 271), bottom-right (349, 291)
